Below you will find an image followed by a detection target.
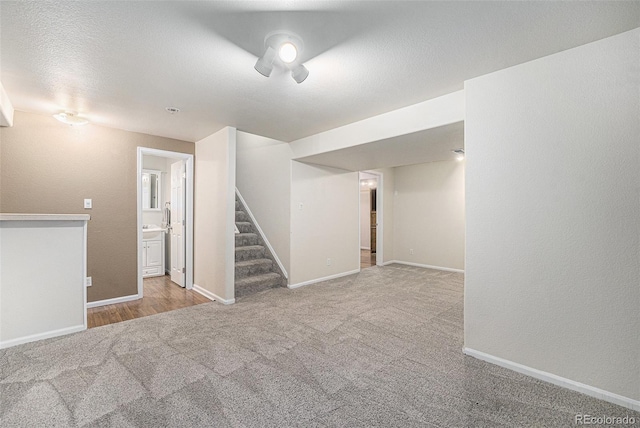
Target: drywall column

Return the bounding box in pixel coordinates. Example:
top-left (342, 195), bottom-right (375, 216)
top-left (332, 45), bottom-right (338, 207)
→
top-left (465, 28), bottom-right (640, 407)
top-left (290, 162), bottom-right (359, 287)
top-left (194, 127), bottom-right (236, 303)
top-left (236, 131), bottom-right (292, 276)
top-left (0, 214), bottom-right (89, 348)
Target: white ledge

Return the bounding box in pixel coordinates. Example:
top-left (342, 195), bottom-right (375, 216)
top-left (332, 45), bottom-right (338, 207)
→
top-left (0, 213), bottom-right (91, 222)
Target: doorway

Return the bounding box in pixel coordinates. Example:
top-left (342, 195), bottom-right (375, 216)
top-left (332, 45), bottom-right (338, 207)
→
top-left (137, 148), bottom-right (194, 298)
top-left (359, 171), bottom-right (383, 269)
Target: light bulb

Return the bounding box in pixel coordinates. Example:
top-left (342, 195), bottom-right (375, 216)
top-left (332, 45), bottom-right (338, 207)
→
top-left (279, 42), bottom-right (297, 63)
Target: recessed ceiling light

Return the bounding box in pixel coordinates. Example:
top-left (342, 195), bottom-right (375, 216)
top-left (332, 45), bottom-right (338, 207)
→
top-left (165, 107), bottom-right (180, 114)
top-left (53, 111), bottom-right (88, 126)
top-left (279, 42), bottom-right (297, 63)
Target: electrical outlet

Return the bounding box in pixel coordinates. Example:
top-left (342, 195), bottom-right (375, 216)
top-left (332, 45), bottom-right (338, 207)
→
top-left (84, 199), bottom-right (92, 209)
top-left (409, 249), bottom-right (414, 255)
top-left (85, 277), bottom-right (92, 287)
top-left (326, 258), bottom-right (331, 266)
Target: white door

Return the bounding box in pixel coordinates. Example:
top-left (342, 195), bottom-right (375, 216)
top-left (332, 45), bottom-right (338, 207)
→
top-left (170, 160), bottom-right (186, 287)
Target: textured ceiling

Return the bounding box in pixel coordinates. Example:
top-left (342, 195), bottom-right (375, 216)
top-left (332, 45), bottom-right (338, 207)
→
top-left (1, 1), bottom-right (639, 142)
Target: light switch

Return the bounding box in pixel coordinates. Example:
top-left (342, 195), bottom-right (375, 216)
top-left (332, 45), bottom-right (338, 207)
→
top-left (84, 199), bottom-right (92, 209)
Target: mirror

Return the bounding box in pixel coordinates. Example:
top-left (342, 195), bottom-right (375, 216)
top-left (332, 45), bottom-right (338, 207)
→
top-left (142, 169), bottom-right (161, 210)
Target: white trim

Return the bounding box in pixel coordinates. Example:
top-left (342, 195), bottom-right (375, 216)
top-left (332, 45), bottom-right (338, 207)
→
top-left (86, 294), bottom-right (140, 309)
top-left (82, 221), bottom-right (88, 330)
top-left (463, 348), bottom-right (640, 412)
top-left (193, 284), bottom-right (236, 305)
top-left (288, 269), bottom-right (360, 289)
top-left (363, 170), bottom-right (383, 267)
top-left (235, 188), bottom-right (289, 280)
top-left (360, 246), bottom-right (371, 250)
top-left (357, 173), bottom-right (362, 268)
top-left (185, 155), bottom-right (194, 291)
top-left (0, 325), bottom-right (86, 349)
top-left (387, 260), bottom-right (464, 273)
top-left (137, 147), bottom-right (195, 299)
top-left (0, 214), bottom-right (90, 221)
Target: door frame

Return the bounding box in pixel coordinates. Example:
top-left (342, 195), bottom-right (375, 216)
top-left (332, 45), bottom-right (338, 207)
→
top-left (137, 147), bottom-right (194, 297)
top-left (358, 170), bottom-right (383, 267)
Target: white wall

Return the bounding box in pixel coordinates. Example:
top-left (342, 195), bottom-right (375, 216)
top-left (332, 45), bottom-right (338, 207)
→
top-left (194, 127), bottom-right (236, 302)
top-left (360, 190), bottom-right (371, 249)
top-left (1, 216), bottom-right (88, 348)
top-left (236, 131), bottom-right (292, 275)
top-left (465, 28), bottom-right (640, 404)
top-left (290, 161), bottom-right (359, 286)
top-left (393, 160), bottom-right (465, 271)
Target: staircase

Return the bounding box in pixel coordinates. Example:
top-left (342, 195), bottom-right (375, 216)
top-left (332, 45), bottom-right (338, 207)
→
top-left (235, 195), bottom-right (286, 298)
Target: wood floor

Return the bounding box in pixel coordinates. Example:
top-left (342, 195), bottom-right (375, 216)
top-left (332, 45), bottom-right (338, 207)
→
top-left (87, 275), bottom-right (210, 328)
top-left (360, 249), bottom-right (376, 268)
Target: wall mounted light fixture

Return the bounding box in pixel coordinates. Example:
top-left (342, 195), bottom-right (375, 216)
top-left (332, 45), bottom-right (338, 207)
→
top-left (255, 32), bottom-right (309, 84)
top-left (452, 149), bottom-right (465, 161)
top-left (53, 111), bottom-right (89, 126)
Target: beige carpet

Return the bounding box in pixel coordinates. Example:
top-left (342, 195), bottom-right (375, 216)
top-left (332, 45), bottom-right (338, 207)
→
top-left (1, 264), bottom-right (637, 427)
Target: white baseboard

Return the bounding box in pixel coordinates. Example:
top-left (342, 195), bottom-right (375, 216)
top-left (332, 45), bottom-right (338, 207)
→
top-left (193, 284), bottom-right (235, 305)
top-left (386, 260), bottom-right (464, 273)
top-left (86, 294), bottom-right (140, 309)
top-left (288, 269), bottom-right (360, 289)
top-left (463, 348), bottom-right (640, 412)
top-left (0, 324), bottom-right (86, 349)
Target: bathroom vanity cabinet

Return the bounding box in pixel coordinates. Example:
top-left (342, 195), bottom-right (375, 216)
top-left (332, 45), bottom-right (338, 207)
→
top-left (142, 235), bottom-right (164, 277)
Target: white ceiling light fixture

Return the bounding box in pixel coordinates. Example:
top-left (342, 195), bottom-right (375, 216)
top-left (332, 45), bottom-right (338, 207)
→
top-left (452, 148), bottom-right (465, 161)
top-left (53, 111), bottom-right (89, 126)
top-left (254, 46), bottom-right (277, 77)
top-left (254, 31), bottom-right (309, 84)
top-left (279, 42), bottom-right (297, 63)
top-left (290, 64), bottom-right (310, 84)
